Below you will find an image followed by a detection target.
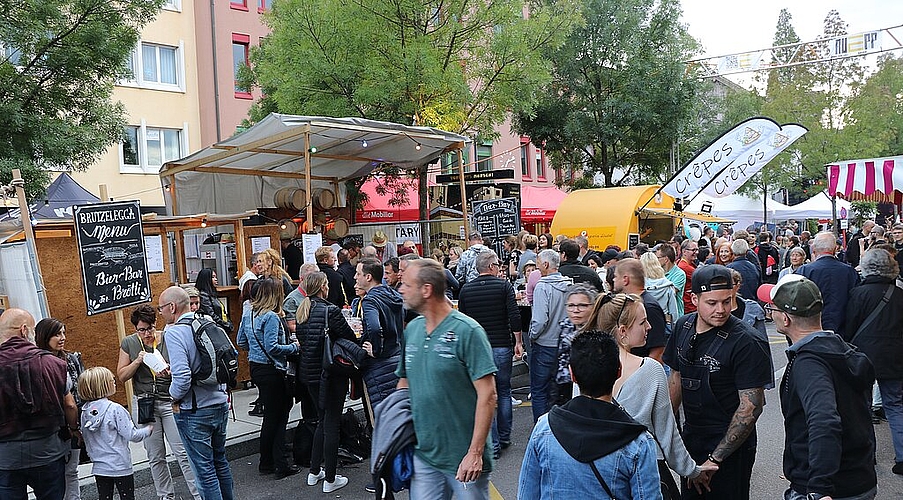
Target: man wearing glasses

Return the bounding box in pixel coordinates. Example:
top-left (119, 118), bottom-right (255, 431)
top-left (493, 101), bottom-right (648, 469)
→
top-left (663, 265), bottom-right (773, 499)
top-left (458, 250), bottom-right (522, 460)
top-left (758, 275), bottom-right (877, 500)
top-left (161, 286), bottom-right (234, 500)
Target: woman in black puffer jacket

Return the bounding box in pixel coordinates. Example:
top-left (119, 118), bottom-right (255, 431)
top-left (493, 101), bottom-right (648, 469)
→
top-left (296, 272), bottom-right (357, 492)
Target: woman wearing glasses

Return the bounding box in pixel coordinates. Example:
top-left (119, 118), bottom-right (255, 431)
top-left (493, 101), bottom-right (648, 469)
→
top-left (585, 293), bottom-right (714, 497)
top-left (555, 285), bottom-right (598, 405)
top-left (117, 304), bottom-right (200, 500)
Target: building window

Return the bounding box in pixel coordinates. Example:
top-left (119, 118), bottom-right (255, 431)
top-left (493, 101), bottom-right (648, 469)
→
top-left (520, 143), bottom-right (530, 179)
top-left (230, 0), bottom-right (248, 11)
top-left (535, 150), bottom-right (545, 179)
top-left (120, 124), bottom-right (184, 174)
top-left (442, 150), bottom-right (468, 175)
top-left (258, 0), bottom-right (268, 11)
top-left (475, 141), bottom-right (492, 172)
top-left (3, 44), bottom-right (22, 66)
top-left (142, 44), bottom-right (178, 85)
top-left (162, 0), bottom-right (181, 11)
top-left (232, 34), bottom-right (251, 98)
top-left (120, 41), bottom-right (184, 91)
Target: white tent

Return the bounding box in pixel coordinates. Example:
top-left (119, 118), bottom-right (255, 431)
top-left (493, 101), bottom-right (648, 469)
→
top-left (686, 194), bottom-right (792, 230)
top-left (780, 191), bottom-right (851, 221)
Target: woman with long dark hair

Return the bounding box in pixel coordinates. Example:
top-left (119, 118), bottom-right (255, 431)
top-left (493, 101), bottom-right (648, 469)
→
top-left (236, 278), bottom-right (301, 480)
top-left (296, 272), bottom-right (357, 493)
top-left (36, 318), bottom-right (85, 500)
top-left (195, 268), bottom-right (232, 332)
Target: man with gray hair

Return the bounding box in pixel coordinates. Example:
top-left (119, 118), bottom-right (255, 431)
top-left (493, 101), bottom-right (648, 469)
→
top-left (456, 232), bottom-right (491, 285)
top-left (458, 250), bottom-right (522, 459)
top-left (528, 248), bottom-right (573, 422)
top-left (847, 220), bottom-right (876, 267)
top-left (726, 238), bottom-right (761, 301)
top-left (574, 234), bottom-right (597, 264)
top-left (162, 286), bottom-right (235, 500)
top-left (797, 232), bottom-right (860, 340)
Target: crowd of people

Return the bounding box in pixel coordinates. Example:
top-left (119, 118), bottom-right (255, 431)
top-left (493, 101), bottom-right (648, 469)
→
top-left (3, 220), bottom-right (902, 500)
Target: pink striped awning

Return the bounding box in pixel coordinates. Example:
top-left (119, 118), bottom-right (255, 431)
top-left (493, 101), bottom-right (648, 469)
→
top-left (827, 156), bottom-right (903, 203)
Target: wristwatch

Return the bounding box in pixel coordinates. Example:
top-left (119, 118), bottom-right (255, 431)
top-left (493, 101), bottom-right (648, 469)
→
top-left (807, 493), bottom-right (826, 500)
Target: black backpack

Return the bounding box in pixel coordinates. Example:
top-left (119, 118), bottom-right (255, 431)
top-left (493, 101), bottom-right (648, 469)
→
top-left (177, 315), bottom-right (239, 390)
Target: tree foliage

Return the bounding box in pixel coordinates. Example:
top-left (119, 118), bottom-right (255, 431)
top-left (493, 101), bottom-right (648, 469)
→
top-left (248, 0), bottom-right (579, 139)
top-left (0, 0), bottom-right (162, 199)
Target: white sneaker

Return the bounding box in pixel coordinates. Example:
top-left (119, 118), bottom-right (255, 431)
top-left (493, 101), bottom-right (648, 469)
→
top-left (511, 396), bottom-right (523, 406)
top-left (323, 475), bottom-right (349, 493)
top-left (307, 471), bottom-right (325, 486)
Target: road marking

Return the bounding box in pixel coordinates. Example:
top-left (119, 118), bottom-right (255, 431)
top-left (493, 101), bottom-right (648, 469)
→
top-left (490, 481), bottom-right (504, 500)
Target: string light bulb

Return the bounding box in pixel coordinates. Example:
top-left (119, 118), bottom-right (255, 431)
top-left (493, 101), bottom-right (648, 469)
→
top-left (308, 146), bottom-right (317, 154)
top-left (415, 142), bottom-right (422, 151)
top-left (280, 220), bottom-right (287, 230)
top-left (361, 139), bottom-right (368, 148)
top-left (200, 217), bottom-right (207, 228)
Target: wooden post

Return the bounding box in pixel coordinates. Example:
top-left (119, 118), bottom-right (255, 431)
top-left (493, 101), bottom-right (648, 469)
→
top-left (100, 184), bottom-right (135, 410)
top-left (12, 169), bottom-right (49, 318)
top-left (457, 149), bottom-right (470, 244)
top-left (234, 221), bottom-right (246, 278)
top-left (303, 128), bottom-right (314, 229)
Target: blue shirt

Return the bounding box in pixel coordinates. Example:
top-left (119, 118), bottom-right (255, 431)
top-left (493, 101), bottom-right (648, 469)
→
top-left (236, 309), bottom-right (298, 371)
top-left (168, 312), bottom-right (228, 410)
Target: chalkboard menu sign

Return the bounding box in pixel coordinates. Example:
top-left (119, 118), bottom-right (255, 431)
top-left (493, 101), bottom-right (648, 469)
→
top-left (471, 198), bottom-right (521, 256)
top-left (73, 201), bottom-right (151, 315)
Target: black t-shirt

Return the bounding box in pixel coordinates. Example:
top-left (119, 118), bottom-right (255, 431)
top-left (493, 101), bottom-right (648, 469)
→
top-left (663, 315), bottom-right (773, 418)
top-left (632, 292), bottom-right (667, 357)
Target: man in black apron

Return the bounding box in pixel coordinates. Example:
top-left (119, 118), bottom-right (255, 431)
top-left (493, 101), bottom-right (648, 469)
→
top-left (664, 265), bottom-right (774, 499)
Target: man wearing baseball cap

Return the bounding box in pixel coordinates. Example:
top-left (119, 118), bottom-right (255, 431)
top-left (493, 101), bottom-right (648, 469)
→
top-left (758, 275), bottom-right (877, 500)
top-left (663, 265), bottom-right (773, 499)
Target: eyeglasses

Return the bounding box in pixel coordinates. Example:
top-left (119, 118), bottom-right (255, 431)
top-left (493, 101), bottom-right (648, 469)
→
top-left (136, 326), bottom-right (155, 334)
top-left (614, 294), bottom-right (638, 328)
top-left (566, 303), bottom-right (593, 311)
top-left (156, 302), bottom-right (174, 313)
top-left (763, 305), bottom-right (783, 315)
top-left (490, 262), bottom-right (501, 267)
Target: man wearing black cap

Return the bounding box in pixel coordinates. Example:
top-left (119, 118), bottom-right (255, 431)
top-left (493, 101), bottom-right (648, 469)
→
top-left (663, 265), bottom-right (773, 499)
top-left (758, 275), bottom-right (877, 500)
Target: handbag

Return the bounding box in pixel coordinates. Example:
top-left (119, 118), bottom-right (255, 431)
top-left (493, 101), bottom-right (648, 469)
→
top-left (136, 395), bottom-right (156, 425)
top-left (321, 306), bottom-right (367, 377)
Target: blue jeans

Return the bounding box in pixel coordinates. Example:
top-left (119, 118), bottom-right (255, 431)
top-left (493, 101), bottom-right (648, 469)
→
top-left (173, 403), bottom-right (234, 500)
top-left (529, 344), bottom-right (558, 422)
top-left (879, 378), bottom-right (903, 462)
top-left (0, 456), bottom-right (66, 500)
top-left (410, 454), bottom-right (490, 500)
top-left (491, 347), bottom-right (513, 453)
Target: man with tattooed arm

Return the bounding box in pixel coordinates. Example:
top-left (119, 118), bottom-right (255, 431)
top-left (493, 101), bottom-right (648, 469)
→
top-left (663, 265), bottom-right (773, 499)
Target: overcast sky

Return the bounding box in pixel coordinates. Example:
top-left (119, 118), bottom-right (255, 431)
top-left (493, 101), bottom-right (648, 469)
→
top-left (679, 0), bottom-right (903, 82)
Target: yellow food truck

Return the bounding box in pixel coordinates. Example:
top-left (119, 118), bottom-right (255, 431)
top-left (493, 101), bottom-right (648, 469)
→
top-left (550, 185), bottom-right (734, 250)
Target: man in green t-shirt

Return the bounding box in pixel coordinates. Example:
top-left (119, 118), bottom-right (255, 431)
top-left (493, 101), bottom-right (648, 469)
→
top-left (397, 259), bottom-right (497, 499)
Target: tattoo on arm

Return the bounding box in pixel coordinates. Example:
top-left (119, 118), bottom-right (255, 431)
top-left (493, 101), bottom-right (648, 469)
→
top-left (712, 387), bottom-right (765, 461)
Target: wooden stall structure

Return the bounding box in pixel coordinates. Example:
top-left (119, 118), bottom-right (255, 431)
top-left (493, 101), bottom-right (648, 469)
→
top-left (1, 212), bottom-right (279, 404)
top-left (159, 114), bottom-right (471, 246)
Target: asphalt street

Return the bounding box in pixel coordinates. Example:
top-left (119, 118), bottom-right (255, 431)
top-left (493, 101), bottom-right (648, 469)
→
top-left (132, 323), bottom-right (903, 499)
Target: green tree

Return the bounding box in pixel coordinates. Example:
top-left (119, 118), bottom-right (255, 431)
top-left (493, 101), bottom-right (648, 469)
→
top-left (514, 0), bottom-right (701, 187)
top-left (843, 54), bottom-right (903, 157)
top-left (0, 0), bottom-right (162, 199)
top-left (248, 0), bottom-right (578, 139)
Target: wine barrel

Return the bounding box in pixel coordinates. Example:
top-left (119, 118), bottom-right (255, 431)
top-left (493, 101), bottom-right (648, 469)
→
top-left (274, 187), bottom-right (307, 211)
top-left (278, 220), bottom-right (298, 240)
top-left (311, 188), bottom-right (336, 210)
top-left (324, 218), bottom-right (349, 239)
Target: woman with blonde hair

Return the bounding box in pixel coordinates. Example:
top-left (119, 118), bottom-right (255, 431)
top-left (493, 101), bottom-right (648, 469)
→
top-left (295, 272), bottom-right (358, 492)
top-left (237, 278), bottom-right (300, 479)
top-left (584, 293), bottom-right (712, 496)
top-left (258, 248), bottom-right (294, 296)
top-left (639, 252), bottom-right (680, 327)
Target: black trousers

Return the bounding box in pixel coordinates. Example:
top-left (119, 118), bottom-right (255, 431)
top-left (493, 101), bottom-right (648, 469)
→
top-left (308, 374), bottom-right (349, 482)
top-left (95, 474), bottom-right (135, 500)
top-left (250, 362), bottom-right (293, 472)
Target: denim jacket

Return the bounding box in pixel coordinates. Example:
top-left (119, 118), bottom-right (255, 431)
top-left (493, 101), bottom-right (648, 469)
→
top-left (237, 309), bottom-right (297, 371)
top-left (518, 397), bottom-right (661, 499)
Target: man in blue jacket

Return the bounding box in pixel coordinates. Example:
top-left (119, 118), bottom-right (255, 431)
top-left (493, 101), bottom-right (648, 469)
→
top-left (795, 232), bottom-right (860, 340)
top-left (518, 331), bottom-right (660, 499)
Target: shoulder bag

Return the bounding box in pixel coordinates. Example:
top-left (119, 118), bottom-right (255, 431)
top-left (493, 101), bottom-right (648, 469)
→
top-left (251, 311), bottom-right (295, 394)
top-left (850, 284), bottom-right (894, 345)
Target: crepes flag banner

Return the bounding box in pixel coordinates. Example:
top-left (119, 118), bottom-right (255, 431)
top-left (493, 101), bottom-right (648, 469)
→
top-left (661, 117), bottom-right (781, 199)
top-left (701, 123), bottom-right (808, 198)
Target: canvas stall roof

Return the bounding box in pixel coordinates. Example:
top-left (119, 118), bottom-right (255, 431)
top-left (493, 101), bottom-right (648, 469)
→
top-left (520, 185), bottom-right (570, 223)
top-left (637, 208), bottom-right (735, 223)
top-left (827, 155), bottom-right (903, 204)
top-left (1, 172), bottom-right (100, 221)
top-left (160, 114), bottom-right (468, 216)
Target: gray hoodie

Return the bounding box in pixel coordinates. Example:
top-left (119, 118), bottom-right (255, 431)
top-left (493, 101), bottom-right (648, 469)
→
top-left (81, 398), bottom-right (152, 477)
top-left (529, 273), bottom-right (573, 347)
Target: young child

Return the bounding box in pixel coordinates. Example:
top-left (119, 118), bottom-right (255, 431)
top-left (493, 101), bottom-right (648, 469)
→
top-left (78, 366), bottom-right (153, 500)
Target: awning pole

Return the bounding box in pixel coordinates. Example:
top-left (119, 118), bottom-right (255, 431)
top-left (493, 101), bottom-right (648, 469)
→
top-left (304, 128), bottom-right (314, 229)
top-left (458, 149), bottom-right (470, 243)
